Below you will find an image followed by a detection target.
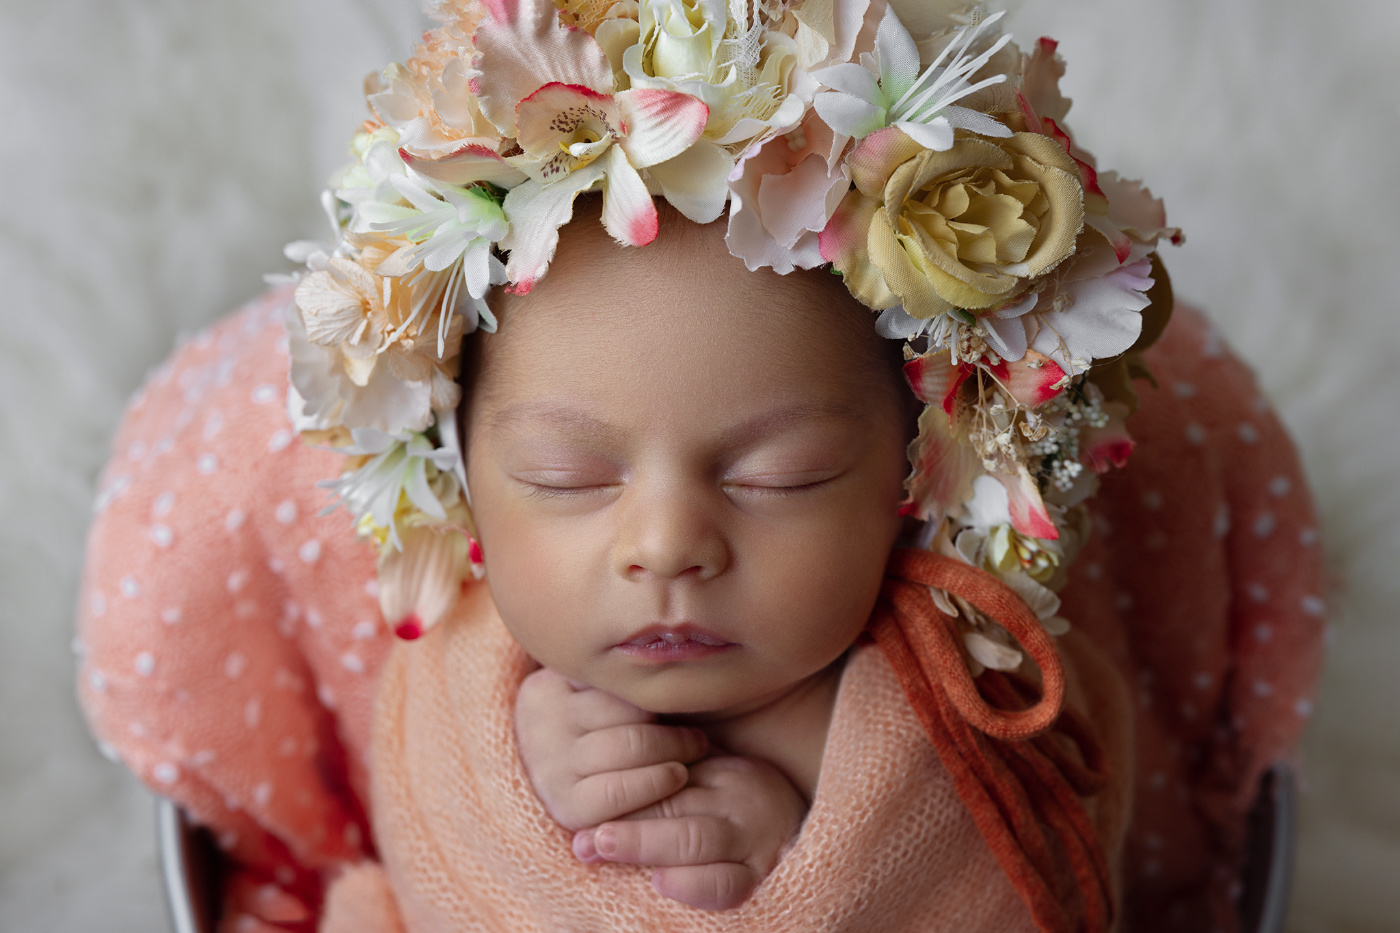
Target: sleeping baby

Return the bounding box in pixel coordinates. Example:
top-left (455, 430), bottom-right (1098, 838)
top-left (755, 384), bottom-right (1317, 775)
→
top-left (76, 0), bottom-right (1328, 930)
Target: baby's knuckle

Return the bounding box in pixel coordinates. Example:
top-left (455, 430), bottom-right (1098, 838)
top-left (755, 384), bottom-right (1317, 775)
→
top-left (677, 818), bottom-right (708, 863)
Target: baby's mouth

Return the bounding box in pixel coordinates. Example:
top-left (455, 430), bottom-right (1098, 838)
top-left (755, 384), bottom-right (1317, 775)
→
top-left (615, 624), bottom-right (736, 660)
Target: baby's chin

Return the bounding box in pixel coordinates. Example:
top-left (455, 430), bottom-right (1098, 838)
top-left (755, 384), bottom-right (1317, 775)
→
top-left (601, 665), bottom-right (829, 722)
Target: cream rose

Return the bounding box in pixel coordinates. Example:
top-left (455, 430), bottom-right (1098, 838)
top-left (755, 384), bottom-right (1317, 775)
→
top-left (822, 127), bottom-right (1085, 319)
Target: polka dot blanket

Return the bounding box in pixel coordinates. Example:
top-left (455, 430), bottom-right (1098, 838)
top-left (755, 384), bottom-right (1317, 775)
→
top-left (75, 286), bottom-right (1325, 932)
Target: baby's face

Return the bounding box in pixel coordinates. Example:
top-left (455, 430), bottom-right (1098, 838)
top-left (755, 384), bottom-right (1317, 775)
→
top-left (463, 212), bottom-right (910, 717)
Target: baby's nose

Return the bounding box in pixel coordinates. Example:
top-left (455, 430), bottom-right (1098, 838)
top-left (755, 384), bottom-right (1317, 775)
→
top-left (610, 486), bottom-right (730, 583)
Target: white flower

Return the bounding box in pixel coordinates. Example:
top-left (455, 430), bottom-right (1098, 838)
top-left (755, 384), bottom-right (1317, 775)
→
top-left (367, 175), bottom-right (509, 344)
top-left (320, 428), bottom-right (462, 550)
top-left (811, 7), bottom-right (1012, 151)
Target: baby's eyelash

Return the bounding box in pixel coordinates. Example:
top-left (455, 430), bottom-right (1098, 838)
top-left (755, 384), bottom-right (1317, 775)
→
top-left (522, 483), bottom-right (608, 500)
top-left (728, 479), bottom-right (830, 499)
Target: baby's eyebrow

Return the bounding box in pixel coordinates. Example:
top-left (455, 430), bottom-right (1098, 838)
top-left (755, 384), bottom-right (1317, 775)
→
top-left (486, 401), bottom-right (862, 447)
top-left (487, 404), bottom-right (622, 441)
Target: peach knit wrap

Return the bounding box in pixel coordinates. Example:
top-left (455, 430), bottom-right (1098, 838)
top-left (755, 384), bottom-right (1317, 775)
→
top-left (332, 581), bottom-right (1132, 933)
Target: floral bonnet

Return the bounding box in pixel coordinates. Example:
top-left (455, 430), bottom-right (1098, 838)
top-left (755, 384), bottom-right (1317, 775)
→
top-left (281, 0), bottom-right (1180, 662)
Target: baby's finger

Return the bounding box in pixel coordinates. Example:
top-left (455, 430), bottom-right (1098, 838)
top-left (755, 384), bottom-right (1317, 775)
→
top-left (570, 762), bottom-right (688, 826)
top-left (652, 863), bottom-right (758, 911)
top-left (593, 815), bottom-right (738, 866)
top-left (574, 723), bottom-right (708, 775)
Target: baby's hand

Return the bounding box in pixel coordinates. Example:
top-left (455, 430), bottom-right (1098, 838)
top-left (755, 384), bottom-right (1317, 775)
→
top-left (514, 667), bottom-right (709, 831)
top-left (573, 756), bottom-right (807, 911)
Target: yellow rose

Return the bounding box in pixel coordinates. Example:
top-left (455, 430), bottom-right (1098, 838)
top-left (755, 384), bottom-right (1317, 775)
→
top-left (824, 128), bottom-right (1085, 318)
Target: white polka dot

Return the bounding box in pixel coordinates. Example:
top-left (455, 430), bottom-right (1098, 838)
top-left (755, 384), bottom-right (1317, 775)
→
top-left (89, 670), bottom-right (107, 692)
top-left (197, 454), bottom-right (219, 474)
top-left (1141, 491), bottom-right (1164, 511)
top-left (202, 411), bottom-right (224, 440)
top-left (1114, 592), bottom-right (1134, 611)
top-left (268, 558), bottom-right (285, 574)
top-left (225, 652), bottom-right (248, 679)
top-left (1247, 583), bottom-right (1269, 603)
top-left (278, 737), bottom-right (300, 757)
top-left (1269, 475), bottom-right (1292, 497)
top-left (150, 525), bottom-right (173, 548)
top-left (96, 740), bottom-right (120, 762)
top-left (129, 722), bottom-right (147, 737)
top-left (275, 866), bottom-right (297, 887)
top-left (340, 652), bottom-right (366, 674)
top-left (1300, 527), bottom-right (1319, 547)
top-left (218, 831), bottom-right (240, 851)
top-left (352, 620), bottom-right (378, 640)
top-left (1295, 698), bottom-right (1314, 718)
top-left (273, 668), bottom-right (304, 692)
top-left (1172, 382), bottom-right (1196, 399)
top-left (253, 782), bottom-right (273, 806)
top-left (70, 636), bottom-right (85, 658)
top-left (135, 652), bottom-right (155, 676)
top-left (192, 750), bottom-right (217, 766)
top-left (152, 492), bottom-right (175, 517)
top-left (1213, 505), bottom-right (1231, 538)
top-left (306, 608), bottom-right (324, 629)
top-left (1237, 423), bottom-right (1260, 444)
top-left (245, 698), bottom-right (263, 728)
top-left (268, 430), bottom-right (292, 452)
top-left (1084, 563), bottom-right (1102, 581)
top-left (1253, 512), bottom-right (1276, 538)
top-left (1302, 595), bottom-right (1327, 617)
top-left (1193, 672), bottom-right (1212, 690)
top-left (227, 569), bottom-right (250, 594)
top-left (91, 593), bottom-right (107, 617)
top-left (252, 384), bottom-right (279, 404)
top-left (1184, 422), bottom-right (1207, 445)
top-left (120, 576), bottom-right (141, 598)
top-left (1254, 624), bottom-right (1273, 643)
top-left (127, 440), bottom-right (147, 460)
top-left (152, 437), bottom-right (175, 456)
top-left (153, 762), bottom-right (180, 785)
top-left (1252, 680), bottom-right (1274, 698)
top-left (225, 509), bottom-right (246, 532)
top-left (161, 606), bottom-right (183, 625)
top-left (299, 539), bottom-right (322, 564)
top-left (275, 500), bottom-right (298, 524)
top-left (364, 579), bottom-right (379, 598)
top-left (317, 683), bottom-right (337, 709)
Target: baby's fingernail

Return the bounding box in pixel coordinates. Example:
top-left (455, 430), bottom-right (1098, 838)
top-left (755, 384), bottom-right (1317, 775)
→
top-left (595, 825), bottom-right (616, 857)
top-left (573, 829), bottom-right (599, 862)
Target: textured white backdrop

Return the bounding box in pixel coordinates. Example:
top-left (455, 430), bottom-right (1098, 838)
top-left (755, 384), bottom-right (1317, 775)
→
top-left (0, 1), bottom-right (1396, 930)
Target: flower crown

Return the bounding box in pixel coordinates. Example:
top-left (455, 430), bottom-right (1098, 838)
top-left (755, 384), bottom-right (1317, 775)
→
top-left (282, 0), bottom-right (1180, 660)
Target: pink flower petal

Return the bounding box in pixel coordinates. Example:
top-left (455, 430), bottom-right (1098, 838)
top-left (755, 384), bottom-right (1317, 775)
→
top-left (472, 0), bottom-right (613, 137)
top-left (996, 467), bottom-right (1059, 540)
top-left (615, 88), bottom-right (709, 169)
top-left (994, 353), bottom-right (1066, 408)
top-left (904, 405), bottom-right (983, 524)
top-left (400, 144), bottom-right (528, 188)
top-left (601, 147), bottom-right (658, 247)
